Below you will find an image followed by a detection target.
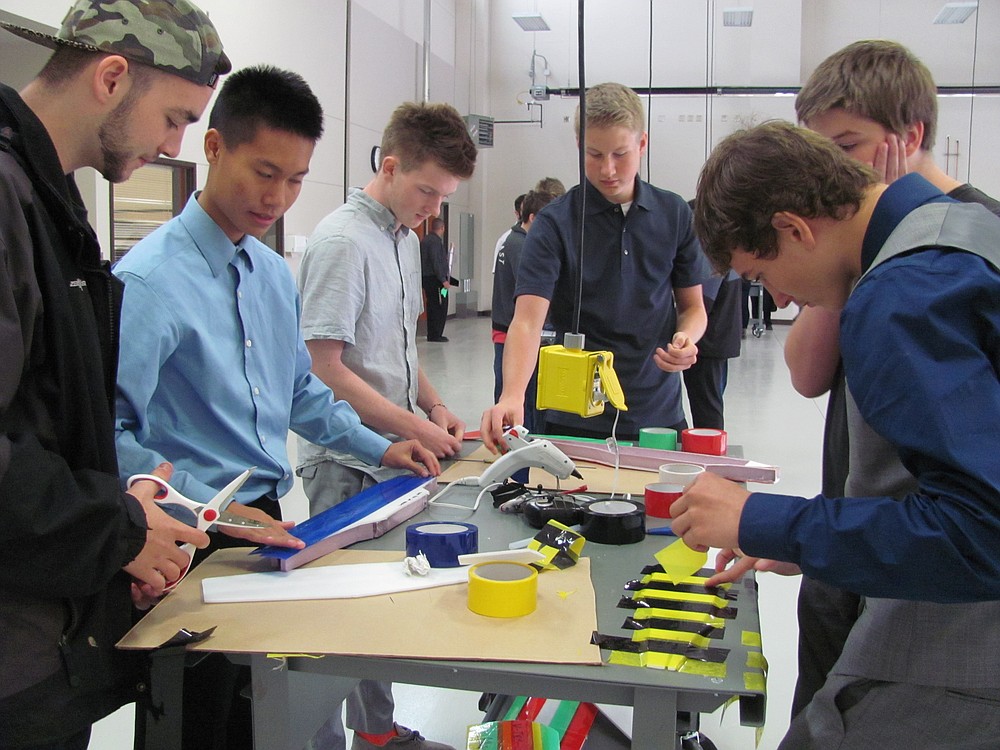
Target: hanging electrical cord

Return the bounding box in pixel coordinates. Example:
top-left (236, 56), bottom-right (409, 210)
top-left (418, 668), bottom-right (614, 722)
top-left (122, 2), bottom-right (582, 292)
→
top-left (571, 0), bottom-right (586, 336)
top-left (704, 0), bottom-right (714, 162)
top-left (572, 0), bottom-right (624, 440)
top-left (966, 3), bottom-right (980, 182)
top-left (606, 408), bottom-right (623, 498)
top-left (645, 0), bottom-right (654, 183)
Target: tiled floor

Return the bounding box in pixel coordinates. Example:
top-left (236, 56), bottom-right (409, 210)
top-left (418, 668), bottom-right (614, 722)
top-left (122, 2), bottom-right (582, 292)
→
top-left (92, 314), bottom-right (825, 750)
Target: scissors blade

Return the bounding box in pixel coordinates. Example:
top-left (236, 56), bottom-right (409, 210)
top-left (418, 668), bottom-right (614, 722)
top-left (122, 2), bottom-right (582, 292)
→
top-left (212, 466), bottom-right (256, 509)
top-left (198, 467), bottom-right (257, 529)
top-left (216, 509), bottom-right (269, 528)
top-left (156, 502), bottom-right (266, 529)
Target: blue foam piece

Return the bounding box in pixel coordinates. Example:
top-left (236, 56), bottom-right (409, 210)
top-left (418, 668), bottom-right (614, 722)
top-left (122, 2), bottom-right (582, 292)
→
top-left (254, 474), bottom-right (430, 560)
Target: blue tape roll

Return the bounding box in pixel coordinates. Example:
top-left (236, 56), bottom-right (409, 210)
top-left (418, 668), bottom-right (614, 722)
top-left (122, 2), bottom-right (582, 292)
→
top-left (405, 521), bottom-right (478, 568)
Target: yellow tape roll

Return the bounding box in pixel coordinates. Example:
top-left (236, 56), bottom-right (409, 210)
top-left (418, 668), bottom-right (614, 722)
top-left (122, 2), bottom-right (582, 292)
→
top-left (467, 561), bottom-right (538, 618)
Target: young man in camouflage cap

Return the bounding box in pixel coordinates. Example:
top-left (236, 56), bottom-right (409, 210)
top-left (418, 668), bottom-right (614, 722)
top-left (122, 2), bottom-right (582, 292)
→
top-left (0, 1), bottom-right (229, 747)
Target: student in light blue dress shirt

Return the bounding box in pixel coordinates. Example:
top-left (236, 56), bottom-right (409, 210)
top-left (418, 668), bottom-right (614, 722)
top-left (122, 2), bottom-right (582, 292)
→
top-left (114, 66), bottom-right (438, 750)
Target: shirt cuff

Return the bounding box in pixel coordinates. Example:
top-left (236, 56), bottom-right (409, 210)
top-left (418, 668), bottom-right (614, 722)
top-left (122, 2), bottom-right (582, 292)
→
top-left (347, 426), bottom-right (393, 468)
top-left (121, 491), bottom-right (151, 565)
top-left (739, 491), bottom-right (803, 563)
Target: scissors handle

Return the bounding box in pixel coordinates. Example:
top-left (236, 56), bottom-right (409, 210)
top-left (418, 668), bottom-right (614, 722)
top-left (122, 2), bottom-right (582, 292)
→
top-left (126, 473), bottom-right (174, 501)
top-left (125, 468), bottom-right (257, 591)
top-left (127, 474), bottom-right (249, 529)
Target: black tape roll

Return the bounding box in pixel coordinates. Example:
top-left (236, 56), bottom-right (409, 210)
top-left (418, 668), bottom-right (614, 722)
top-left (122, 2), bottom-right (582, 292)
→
top-left (580, 499), bottom-right (645, 545)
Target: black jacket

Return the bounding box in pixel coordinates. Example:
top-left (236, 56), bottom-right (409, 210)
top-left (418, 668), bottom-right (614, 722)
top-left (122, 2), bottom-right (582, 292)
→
top-left (491, 223), bottom-right (527, 332)
top-left (0, 83), bottom-right (148, 746)
top-left (419, 231), bottom-right (448, 283)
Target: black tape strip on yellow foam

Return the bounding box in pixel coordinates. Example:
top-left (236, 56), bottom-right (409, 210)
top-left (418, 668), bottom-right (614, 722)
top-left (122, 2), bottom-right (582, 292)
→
top-left (618, 595), bottom-right (738, 619)
top-left (531, 525), bottom-right (581, 570)
top-left (622, 617), bottom-right (725, 639)
top-left (641, 564), bottom-right (717, 579)
top-left (534, 548), bottom-right (577, 571)
top-left (624, 578), bottom-right (737, 600)
top-left (534, 523), bottom-right (574, 547)
top-left (591, 632), bottom-right (730, 663)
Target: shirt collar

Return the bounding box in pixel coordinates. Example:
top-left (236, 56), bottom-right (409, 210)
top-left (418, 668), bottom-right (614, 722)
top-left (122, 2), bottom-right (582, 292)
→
top-left (178, 193), bottom-right (254, 277)
top-left (349, 187), bottom-right (411, 239)
top-left (0, 84), bottom-right (88, 227)
top-left (583, 176), bottom-right (650, 215)
top-left (861, 173), bottom-right (952, 272)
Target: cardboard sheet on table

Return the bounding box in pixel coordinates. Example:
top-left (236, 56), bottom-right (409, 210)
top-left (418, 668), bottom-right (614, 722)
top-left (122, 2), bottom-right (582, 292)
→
top-left (118, 548), bottom-right (602, 665)
top-left (441, 444), bottom-right (655, 496)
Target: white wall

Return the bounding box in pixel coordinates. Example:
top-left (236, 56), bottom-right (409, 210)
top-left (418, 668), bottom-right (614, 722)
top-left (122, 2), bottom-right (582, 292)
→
top-left (6, 0), bottom-right (999, 313)
top-left (480, 0), bottom-right (1000, 311)
top-left (0, 0), bottom-right (478, 266)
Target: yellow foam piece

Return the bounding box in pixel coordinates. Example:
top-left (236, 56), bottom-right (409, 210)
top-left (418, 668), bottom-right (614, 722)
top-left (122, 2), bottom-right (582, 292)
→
top-left (607, 649), bottom-right (728, 677)
top-left (643, 572), bottom-right (729, 589)
top-left (630, 607), bottom-right (726, 627)
top-left (628, 588), bottom-right (730, 607)
top-left (654, 539), bottom-right (708, 583)
top-left (629, 628), bottom-right (714, 648)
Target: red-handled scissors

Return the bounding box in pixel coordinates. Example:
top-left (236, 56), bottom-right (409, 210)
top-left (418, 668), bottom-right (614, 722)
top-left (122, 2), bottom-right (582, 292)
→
top-left (126, 467), bottom-right (259, 590)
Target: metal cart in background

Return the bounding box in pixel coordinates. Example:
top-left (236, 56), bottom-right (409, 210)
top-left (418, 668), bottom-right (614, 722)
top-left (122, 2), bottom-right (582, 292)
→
top-left (749, 280), bottom-right (765, 337)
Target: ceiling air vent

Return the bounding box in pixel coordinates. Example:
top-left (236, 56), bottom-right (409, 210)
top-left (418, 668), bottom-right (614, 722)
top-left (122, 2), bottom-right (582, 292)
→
top-left (933, 1), bottom-right (978, 24)
top-left (464, 115), bottom-right (494, 148)
top-left (512, 12), bottom-right (550, 32)
top-left (723, 7), bottom-right (754, 27)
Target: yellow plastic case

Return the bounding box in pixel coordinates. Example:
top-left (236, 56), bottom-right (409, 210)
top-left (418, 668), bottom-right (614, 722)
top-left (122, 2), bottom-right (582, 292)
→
top-left (536, 344), bottom-right (627, 417)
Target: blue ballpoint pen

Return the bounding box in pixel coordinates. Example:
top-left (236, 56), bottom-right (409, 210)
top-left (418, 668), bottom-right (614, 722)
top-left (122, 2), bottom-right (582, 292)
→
top-left (646, 526), bottom-right (676, 536)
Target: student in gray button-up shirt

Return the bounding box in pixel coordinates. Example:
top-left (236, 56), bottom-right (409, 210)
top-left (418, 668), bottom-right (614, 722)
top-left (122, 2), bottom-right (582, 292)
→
top-left (294, 101), bottom-right (476, 750)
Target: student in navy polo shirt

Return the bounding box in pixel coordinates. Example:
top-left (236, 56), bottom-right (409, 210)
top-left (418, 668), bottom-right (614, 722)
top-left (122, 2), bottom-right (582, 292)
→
top-left (480, 82), bottom-right (709, 449)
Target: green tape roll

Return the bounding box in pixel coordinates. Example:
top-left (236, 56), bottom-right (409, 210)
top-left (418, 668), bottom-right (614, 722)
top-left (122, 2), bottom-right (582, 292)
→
top-left (639, 427), bottom-right (678, 450)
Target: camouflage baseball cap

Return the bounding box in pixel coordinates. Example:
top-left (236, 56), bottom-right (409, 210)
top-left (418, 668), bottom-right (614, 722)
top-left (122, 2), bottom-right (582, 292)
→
top-left (0, 0), bottom-right (231, 88)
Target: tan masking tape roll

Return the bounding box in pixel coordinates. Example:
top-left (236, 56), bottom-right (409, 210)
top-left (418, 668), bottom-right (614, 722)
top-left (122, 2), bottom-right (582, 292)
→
top-left (467, 561), bottom-right (538, 618)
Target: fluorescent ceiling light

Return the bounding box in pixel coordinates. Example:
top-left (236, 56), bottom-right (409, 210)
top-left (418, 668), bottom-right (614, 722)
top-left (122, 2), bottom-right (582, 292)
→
top-left (933, 1), bottom-right (978, 24)
top-left (512, 12), bottom-right (550, 32)
top-left (723, 7), bottom-right (754, 27)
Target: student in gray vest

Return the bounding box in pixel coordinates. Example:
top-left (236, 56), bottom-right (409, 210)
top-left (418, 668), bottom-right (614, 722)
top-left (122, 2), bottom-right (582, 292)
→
top-left (784, 39), bottom-right (1000, 718)
top-left (676, 121), bottom-right (1000, 749)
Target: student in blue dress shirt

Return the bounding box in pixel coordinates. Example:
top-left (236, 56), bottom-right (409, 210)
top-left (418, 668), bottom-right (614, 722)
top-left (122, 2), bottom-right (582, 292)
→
top-left (114, 65), bottom-right (437, 750)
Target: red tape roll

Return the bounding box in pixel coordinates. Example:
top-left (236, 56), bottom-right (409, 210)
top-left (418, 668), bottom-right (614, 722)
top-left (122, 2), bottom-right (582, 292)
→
top-left (681, 428), bottom-right (728, 456)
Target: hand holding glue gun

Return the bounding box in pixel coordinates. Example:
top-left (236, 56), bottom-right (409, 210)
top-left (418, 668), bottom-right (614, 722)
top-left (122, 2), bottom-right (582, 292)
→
top-left (654, 331), bottom-right (699, 373)
top-left (477, 426), bottom-right (583, 486)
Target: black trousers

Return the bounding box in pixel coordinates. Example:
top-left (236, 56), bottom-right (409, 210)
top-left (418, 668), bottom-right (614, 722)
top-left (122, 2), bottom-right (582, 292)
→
top-left (180, 497), bottom-right (281, 750)
top-left (791, 576), bottom-right (862, 719)
top-left (422, 276), bottom-right (447, 340)
top-left (546, 418), bottom-right (688, 443)
top-left (682, 357), bottom-right (728, 430)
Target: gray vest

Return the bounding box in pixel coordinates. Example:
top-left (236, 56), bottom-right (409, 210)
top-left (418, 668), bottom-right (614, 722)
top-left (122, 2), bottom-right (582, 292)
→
top-left (837, 201), bottom-right (1000, 687)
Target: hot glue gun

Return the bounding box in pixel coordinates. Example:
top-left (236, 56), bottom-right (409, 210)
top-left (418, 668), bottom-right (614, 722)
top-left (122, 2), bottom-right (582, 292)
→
top-left (478, 425), bottom-right (582, 487)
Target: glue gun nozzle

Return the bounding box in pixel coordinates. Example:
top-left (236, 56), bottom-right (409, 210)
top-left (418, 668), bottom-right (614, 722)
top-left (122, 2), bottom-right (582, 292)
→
top-left (571, 469), bottom-right (583, 479)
